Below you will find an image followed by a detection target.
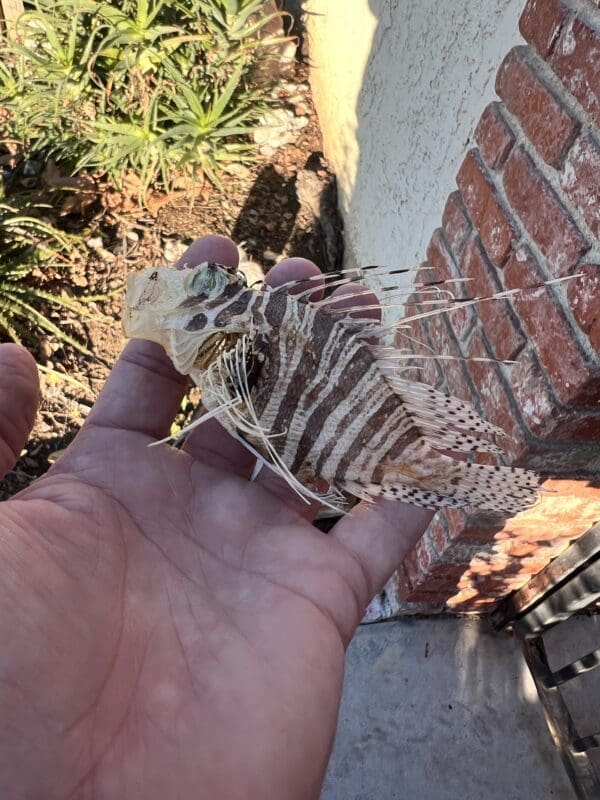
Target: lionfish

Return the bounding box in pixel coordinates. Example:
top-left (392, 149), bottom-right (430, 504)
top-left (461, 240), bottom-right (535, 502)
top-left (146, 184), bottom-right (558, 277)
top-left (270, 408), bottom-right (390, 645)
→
top-left (122, 260), bottom-right (548, 515)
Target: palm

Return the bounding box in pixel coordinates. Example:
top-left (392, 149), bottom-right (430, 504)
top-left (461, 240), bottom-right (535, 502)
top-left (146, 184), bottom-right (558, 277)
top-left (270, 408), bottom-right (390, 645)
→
top-left (0, 239), bottom-right (432, 800)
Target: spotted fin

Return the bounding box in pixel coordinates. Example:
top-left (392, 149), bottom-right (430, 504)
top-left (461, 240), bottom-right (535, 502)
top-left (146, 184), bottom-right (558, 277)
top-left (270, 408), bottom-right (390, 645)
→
top-left (341, 455), bottom-right (540, 515)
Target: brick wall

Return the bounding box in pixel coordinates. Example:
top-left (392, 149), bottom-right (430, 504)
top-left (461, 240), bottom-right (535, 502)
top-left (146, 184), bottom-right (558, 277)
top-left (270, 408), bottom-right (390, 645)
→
top-left (397, 0), bottom-right (600, 613)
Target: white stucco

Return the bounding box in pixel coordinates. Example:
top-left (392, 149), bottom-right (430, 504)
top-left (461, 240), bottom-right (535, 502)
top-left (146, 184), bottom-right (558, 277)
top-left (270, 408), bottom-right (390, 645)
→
top-left (305, 0), bottom-right (526, 285)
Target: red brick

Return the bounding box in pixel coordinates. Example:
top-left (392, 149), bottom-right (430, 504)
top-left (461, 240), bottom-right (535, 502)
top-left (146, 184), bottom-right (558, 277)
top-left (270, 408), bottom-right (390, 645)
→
top-left (397, 315), bottom-right (443, 388)
top-left (519, 0), bottom-right (570, 58)
top-left (401, 534), bottom-right (471, 597)
top-left (397, 362), bottom-right (422, 384)
top-left (425, 513), bottom-right (452, 556)
top-left (498, 535), bottom-right (570, 561)
top-left (446, 588), bottom-right (498, 610)
top-left (505, 246), bottom-right (600, 406)
top-left (397, 582), bottom-right (452, 605)
top-left (466, 329), bottom-right (529, 461)
top-left (506, 349), bottom-right (557, 438)
top-left (474, 102), bottom-right (516, 170)
top-left (442, 191), bottom-right (471, 258)
top-left (568, 264), bottom-right (600, 353)
top-left (426, 230), bottom-right (475, 340)
top-left (456, 150), bottom-right (516, 267)
top-left (422, 513), bottom-right (484, 562)
top-left (392, 596), bottom-right (447, 614)
top-left (560, 136), bottom-right (600, 239)
top-left (551, 15), bottom-right (600, 128)
top-left (445, 479), bottom-right (600, 607)
top-left (445, 507), bottom-right (506, 546)
top-left (413, 349), bottom-right (443, 389)
top-left (545, 412), bottom-right (600, 443)
top-left (568, 264), bottom-right (600, 355)
top-left (396, 563), bottom-right (419, 601)
top-left (459, 238), bottom-right (526, 360)
top-left (400, 547), bottom-right (462, 601)
top-left (427, 314), bottom-right (475, 402)
top-left (508, 357), bottom-right (600, 444)
top-left (407, 569), bottom-right (463, 596)
top-left (465, 546), bottom-right (550, 580)
top-left (497, 478), bottom-right (600, 542)
top-left (503, 147), bottom-right (589, 277)
top-left (415, 534), bottom-right (471, 575)
top-left (496, 48), bottom-right (579, 168)
top-left (457, 571), bottom-right (533, 598)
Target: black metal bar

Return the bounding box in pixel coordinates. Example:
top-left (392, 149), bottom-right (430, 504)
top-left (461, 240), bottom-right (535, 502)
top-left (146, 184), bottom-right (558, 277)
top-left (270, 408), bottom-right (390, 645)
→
top-left (514, 559), bottom-right (600, 638)
top-left (544, 648), bottom-right (600, 688)
top-left (573, 734), bottom-right (600, 753)
top-left (493, 524), bottom-right (600, 630)
top-left (523, 636), bottom-right (600, 799)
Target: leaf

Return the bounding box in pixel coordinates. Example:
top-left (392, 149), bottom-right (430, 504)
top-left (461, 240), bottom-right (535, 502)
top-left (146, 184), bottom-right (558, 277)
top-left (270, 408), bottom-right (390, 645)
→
top-left (2, 0), bottom-right (283, 199)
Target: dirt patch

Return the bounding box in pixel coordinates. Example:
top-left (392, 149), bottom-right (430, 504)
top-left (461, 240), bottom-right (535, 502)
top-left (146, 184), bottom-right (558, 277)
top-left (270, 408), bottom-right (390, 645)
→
top-left (0, 61), bottom-right (343, 500)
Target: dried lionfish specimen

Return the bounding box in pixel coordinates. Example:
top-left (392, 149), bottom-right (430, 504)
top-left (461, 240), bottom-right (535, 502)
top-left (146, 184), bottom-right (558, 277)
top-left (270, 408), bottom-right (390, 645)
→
top-left (122, 261), bottom-right (555, 515)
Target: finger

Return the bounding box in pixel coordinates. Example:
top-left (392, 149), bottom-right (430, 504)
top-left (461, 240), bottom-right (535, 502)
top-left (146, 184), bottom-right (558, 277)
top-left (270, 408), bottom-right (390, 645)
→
top-left (254, 278), bottom-right (377, 517)
top-left (331, 500), bottom-right (435, 602)
top-left (183, 418), bottom-right (257, 478)
top-left (266, 256), bottom-right (325, 299)
top-left (255, 463), bottom-right (322, 521)
top-left (329, 283), bottom-right (381, 320)
top-left (0, 344), bottom-right (40, 479)
top-left (174, 234), bottom-right (239, 270)
top-left (87, 236), bottom-right (237, 439)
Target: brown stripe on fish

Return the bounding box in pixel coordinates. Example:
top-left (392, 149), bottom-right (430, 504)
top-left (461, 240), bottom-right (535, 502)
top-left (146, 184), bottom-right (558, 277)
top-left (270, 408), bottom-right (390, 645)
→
top-left (252, 292), bottom-right (296, 419)
top-left (250, 292), bottom-right (288, 417)
top-left (214, 290), bottom-right (254, 327)
top-left (269, 305), bottom-right (342, 448)
top-left (179, 295), bottom-right (207, 308)
top-left (349, 397), bottom-right (416, 480)
top-left (204, 281), bottom-right (244, 308)
top-left (254, 297), bottom-right (311, 432)
top-left (290, 342), bottom-right (379, 473)
top-left (313, 368), bottom-right (388, 476)
top-left (282, 334), bottom-right (377, 473)
top-left (332, 393), bottom-right (408, 482)
top-left (362, 409), bottom-right (416, 481)
top-left (276, 307), bottom-right (364, 467)
top-left (371, 425), bottom-right (423, 484)
top-left (301, 326), bottom-right (355, 410)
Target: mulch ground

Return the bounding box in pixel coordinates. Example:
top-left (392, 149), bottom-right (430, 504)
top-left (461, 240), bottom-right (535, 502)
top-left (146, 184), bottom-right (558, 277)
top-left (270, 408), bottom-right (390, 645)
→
top-left (0, 61), bottom-right (343, 500)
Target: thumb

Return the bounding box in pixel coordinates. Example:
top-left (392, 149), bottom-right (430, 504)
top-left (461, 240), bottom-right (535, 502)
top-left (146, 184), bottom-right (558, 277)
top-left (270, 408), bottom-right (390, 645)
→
top-left (0, 344), bottom-right (40, 480)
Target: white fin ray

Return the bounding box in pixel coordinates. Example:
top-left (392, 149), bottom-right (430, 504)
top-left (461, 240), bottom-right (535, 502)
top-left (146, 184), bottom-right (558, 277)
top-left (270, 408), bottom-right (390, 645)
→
top-left (376, 366), bottom-right (505, 437)
top-left (149, 397), bottom-right (243, 447)
top-left (201, 336), bottom-right (347, 514)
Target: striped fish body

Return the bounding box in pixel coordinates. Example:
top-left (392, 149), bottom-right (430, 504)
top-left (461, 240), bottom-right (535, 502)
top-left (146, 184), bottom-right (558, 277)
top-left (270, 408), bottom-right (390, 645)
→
top-left (225, 292), bottom-right (420, 488)
top-left (123, 263), bottom-right (540, 515)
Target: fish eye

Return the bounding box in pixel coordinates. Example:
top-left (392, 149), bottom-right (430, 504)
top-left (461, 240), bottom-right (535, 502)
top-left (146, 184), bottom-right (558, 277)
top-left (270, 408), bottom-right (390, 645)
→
top-left (190, 264), bottom-right (228, 297)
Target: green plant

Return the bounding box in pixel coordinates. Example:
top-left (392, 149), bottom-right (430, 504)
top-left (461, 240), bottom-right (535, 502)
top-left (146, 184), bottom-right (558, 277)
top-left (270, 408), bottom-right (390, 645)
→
top-left (1, 0), bottom-right (293, 199)
top-left (0, 188), bottom-right (95, 352)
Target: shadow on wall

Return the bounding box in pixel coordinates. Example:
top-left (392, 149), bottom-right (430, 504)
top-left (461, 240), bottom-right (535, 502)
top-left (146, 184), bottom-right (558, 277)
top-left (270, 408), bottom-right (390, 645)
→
top-left (308, 0), bottom-right (524, 279)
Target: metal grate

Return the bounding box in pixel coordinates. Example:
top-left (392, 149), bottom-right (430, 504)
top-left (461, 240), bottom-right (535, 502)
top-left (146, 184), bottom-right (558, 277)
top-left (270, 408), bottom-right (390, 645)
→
top-left (494, 524), bottom-right (600, 800)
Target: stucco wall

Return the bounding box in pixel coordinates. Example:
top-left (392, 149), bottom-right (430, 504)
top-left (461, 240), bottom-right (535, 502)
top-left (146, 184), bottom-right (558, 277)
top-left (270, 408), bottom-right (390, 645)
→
top-left (305, 0), bottom-right (526, 284)
top-left (305, 0), bottom-right (600, 615)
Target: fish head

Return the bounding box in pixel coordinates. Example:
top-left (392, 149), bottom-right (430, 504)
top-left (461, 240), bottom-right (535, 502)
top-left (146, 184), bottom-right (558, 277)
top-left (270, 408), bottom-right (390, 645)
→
top-left (123, 263), bottom-right (253, 374)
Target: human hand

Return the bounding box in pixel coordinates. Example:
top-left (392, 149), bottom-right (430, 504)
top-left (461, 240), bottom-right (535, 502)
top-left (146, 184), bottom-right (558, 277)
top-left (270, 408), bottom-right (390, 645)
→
top-left (0, 236), bottom-right (433, 800)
